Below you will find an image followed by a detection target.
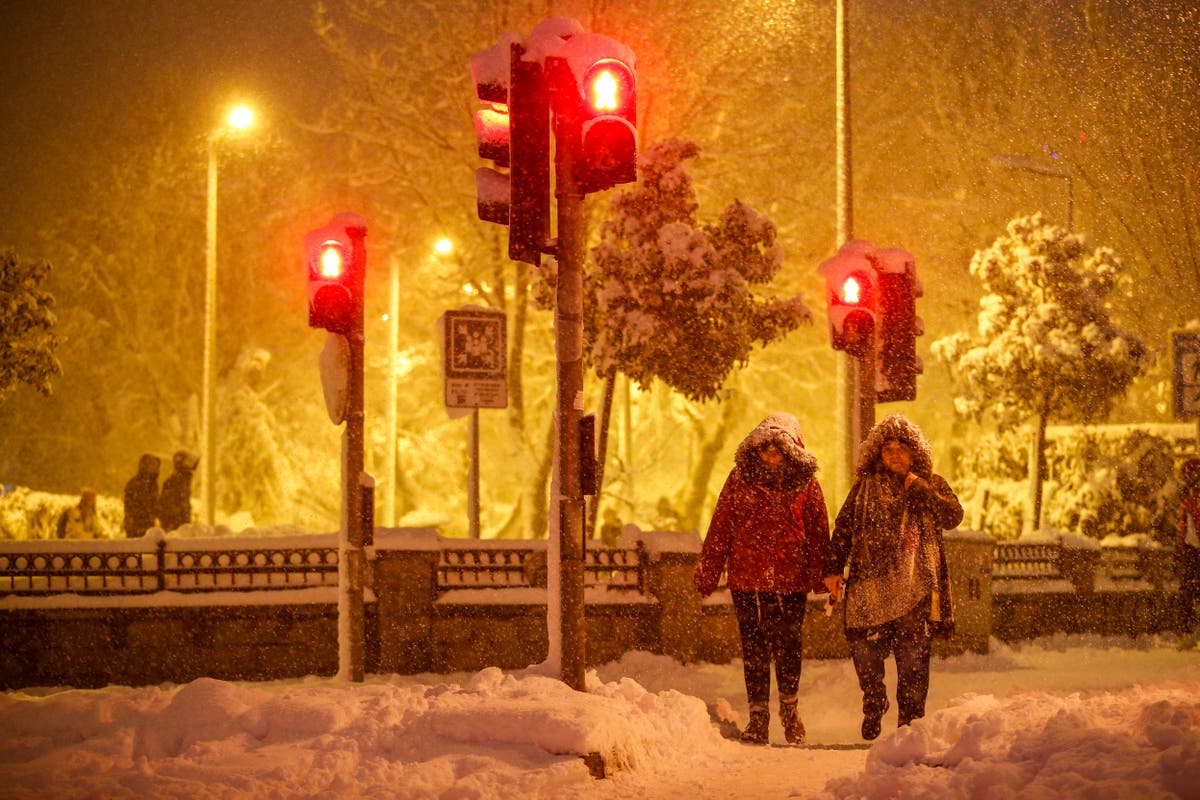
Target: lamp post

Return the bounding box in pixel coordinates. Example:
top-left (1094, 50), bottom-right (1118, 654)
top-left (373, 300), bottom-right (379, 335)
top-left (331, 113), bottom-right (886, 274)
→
top-left (992, 153), bottom-right (1074, 231)
top-left (384, 237), bottom-right (453, 527)
top-left (201, 104), bottom-right (254, 527)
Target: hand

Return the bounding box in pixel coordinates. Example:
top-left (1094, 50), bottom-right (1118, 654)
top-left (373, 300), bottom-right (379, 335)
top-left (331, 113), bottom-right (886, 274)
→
top-left (823, 575), bottom-right (843, 599)
top-left (904, 472), bottom-right (919, 489)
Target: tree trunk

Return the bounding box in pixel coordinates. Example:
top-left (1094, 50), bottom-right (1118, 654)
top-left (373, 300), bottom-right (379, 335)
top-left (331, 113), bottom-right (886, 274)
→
top-left (680, 393), bottom-right (744, 531)
top-left (1024, 410), bottom-right (1048, 536)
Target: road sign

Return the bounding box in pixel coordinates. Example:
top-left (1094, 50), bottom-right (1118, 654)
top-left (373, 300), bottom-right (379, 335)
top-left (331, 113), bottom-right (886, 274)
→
top-left (443, 308), bottom-right (508, 410)
top-left (1174, 331), bottom-right (1200, 418)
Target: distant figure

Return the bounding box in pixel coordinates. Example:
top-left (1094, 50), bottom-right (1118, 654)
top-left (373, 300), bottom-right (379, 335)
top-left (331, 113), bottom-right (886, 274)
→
top-left (159, 450), bottom-right (199, 532)
top-left (56, 488), bottom-right (102, 539)
top-left (122, 453), bottom-right (161, 538)
top-left (1176, 457), bottom-right (1200, 639)
top-left (598, 508), bottom-right (622, 548)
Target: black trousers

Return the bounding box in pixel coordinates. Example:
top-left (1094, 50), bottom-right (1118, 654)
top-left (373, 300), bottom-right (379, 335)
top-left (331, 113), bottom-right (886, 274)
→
top-left (845, 595), bottom-right (932, 726)
top-left (731, 591), bottom-right (808, 706)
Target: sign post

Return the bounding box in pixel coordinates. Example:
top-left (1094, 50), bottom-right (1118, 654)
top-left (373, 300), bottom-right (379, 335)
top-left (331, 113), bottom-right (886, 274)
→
top-left (442, 307), bottom-right (508, 538)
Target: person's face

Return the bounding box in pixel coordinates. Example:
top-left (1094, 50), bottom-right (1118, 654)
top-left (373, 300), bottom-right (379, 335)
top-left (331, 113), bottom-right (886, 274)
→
top-left (759, 443), bottom-right (784, 469)
top-left (881, 439), bottom-right (913, 476)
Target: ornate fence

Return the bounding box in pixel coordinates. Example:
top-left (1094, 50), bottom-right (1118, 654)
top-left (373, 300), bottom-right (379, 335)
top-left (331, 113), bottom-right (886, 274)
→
top-left (0, 538), bottom-right (339, 596)
top-left (0, 536), bottom-right (647, 597)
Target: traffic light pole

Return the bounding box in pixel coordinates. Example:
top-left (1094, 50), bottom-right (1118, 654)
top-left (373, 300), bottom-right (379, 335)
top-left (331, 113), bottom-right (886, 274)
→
top-left (852, 346), bottom-right (876, 461)
top-left (340, 224), bottom-right (368, 683)
top-left (553, 106), bottom-right (588, 693)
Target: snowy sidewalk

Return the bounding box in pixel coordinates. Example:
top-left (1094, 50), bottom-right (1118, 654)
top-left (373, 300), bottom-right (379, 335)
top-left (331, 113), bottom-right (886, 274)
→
top-left (0, 634), bottom-right (1197, 799)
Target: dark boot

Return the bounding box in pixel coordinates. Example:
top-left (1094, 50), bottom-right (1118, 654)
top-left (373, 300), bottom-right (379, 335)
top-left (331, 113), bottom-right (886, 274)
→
top-left (862, 697), bottom-right (889, 741)
top-left (779, 695), bottom-right (806, 745)
top-left (740, 704), bottom-right (770, 745)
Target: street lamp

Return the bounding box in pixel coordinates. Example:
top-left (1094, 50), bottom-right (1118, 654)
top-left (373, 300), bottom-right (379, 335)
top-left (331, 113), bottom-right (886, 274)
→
top-left (383, 237), bottom-right (453, 527)
top-left (992, 153), bottom-right (1074, 231)
top-left (201, 103), bottom-right (255, 527)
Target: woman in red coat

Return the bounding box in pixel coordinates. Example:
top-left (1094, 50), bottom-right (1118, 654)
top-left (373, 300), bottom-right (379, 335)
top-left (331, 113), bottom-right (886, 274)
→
top-left (694, 413), bottom-right (830, 745)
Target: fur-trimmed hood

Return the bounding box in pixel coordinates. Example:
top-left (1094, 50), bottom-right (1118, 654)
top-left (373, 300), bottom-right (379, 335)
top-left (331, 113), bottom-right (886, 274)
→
top-left (734, 413), bottom-right (818, 489)
top-left (855, 413), bottom-right (935, 478)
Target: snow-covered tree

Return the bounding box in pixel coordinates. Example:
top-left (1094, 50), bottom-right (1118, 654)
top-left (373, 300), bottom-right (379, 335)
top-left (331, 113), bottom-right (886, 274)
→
top-left (213, 348), bottom-right (300, 526)
top-left (0, 249), bottom-right (61, 402)
top-left (590, 139), bottom-right (810, 400)
top-left (932, 213), bottom-right (1147, 535)
top-left (587, 139), bottom-right (811, 528)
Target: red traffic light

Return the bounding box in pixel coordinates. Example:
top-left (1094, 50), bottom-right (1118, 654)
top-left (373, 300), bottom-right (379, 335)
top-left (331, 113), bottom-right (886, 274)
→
top-left (317, 241), bottom-right (346, 279)
top-left (584, 60), bottom-right (633, 114)
top-left (839, 274), bottom-right (865, 305)
top-left (550, 34), bottom-right (637, 194)
top-left (305, 214), bottom-right (366, 334)
top-left (819, 243), bottom-right (878, 359)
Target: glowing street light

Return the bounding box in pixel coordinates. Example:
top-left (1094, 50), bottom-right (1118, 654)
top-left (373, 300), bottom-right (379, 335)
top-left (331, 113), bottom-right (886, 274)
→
top-left (201, 103), bottom-right (256, 527)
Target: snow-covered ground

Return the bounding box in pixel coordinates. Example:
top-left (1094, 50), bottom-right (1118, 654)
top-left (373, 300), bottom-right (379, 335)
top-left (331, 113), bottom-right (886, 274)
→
top-left (2, 634), bottom-right (1198, 799)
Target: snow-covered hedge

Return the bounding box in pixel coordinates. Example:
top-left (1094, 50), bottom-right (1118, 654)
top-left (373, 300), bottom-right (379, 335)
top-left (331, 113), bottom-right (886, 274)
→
top-left (0, 486), bottom-right (123, 540)
top-left (955, 426), bottom-right (1184, 543)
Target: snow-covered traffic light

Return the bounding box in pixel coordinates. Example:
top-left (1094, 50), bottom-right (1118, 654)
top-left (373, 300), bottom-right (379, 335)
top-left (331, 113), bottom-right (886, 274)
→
top-left (305, 213), bottom-right (367, 334)
top-left (819, 242), bottom-right (878, 359)
top-left (875, 250), bottom-right (923, 403)
top-left (549, 33), bottom-right (637, 194)
top-left (470, 39), bottom-right (550, 265)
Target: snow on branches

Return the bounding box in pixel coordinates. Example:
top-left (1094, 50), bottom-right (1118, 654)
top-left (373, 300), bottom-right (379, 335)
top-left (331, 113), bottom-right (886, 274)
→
top-left (0, 249), bottom-right (61, 401)
top-left (932, 213), bottom-right (1147, 425)
top-left (587, 139), bottom-right (810, 402)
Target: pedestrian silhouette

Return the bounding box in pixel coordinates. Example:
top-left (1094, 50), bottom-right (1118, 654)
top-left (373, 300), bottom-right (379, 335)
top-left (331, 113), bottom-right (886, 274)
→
top-left (122, 454), bottom-right (161, 538)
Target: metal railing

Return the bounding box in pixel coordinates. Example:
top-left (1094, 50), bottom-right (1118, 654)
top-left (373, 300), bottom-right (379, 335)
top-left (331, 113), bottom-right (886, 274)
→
top-left (435, 542), bottom-right (645, 593)
top-left (0, 539), bottom-right (339, 596)
top-left (991, 542), bottom-right (1062, 580)
top-left (0, 539), bottom-right (647, 598)
top-left (0, 536), bottom-right (1165, 599)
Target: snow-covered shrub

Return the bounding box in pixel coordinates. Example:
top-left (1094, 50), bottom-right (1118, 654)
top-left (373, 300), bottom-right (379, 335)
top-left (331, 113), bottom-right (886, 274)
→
top-left (954, 426), bottom-right (1182, 542)
top-left (0, 486), bottom-right (122, 540)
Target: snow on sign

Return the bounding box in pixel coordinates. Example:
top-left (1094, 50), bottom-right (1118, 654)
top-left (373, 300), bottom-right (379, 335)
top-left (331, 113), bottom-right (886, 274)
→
top-left (443, 308), bottom-right (508, 410)
top-left (1174, 331), bottom-right (1200, 418)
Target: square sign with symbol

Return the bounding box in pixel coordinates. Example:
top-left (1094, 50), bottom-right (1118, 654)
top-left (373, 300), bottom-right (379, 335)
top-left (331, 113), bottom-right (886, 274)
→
top-left (1174, 331), bottom-right (1200, 419)
top-left (443, 308), bottom-right (508, 409)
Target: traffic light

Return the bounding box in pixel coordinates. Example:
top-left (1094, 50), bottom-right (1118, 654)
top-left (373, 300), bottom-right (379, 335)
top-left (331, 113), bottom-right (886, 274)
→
top-left (875, 250), bottom-right (923, 402)
top-left (305, 213), bottom-right (367, 334)
top-left (819, 244), bottom-right (878, 359)
top-left (548, 33), bottom-right (637, 194)
top-left (470, 39), bottom-right (550, 265)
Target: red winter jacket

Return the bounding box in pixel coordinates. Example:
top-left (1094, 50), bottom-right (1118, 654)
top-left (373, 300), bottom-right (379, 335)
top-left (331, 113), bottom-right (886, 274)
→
top-left (694, 414), bottom-right (830, 596)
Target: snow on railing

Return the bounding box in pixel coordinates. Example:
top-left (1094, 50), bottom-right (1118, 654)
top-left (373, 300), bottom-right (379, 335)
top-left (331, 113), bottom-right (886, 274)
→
top-left (0, 537), bottom-right (647, 597)
top-left (991, 541), bottom-right (1062, 580)
top-left (435, 539), bottom-right (645, 593)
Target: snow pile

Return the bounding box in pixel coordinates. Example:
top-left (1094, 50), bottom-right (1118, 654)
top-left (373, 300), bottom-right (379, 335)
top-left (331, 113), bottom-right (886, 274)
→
top-left (0, 665), bottom-right (721, 799)
top-left (833, 685), bottom-right (1200, 799)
